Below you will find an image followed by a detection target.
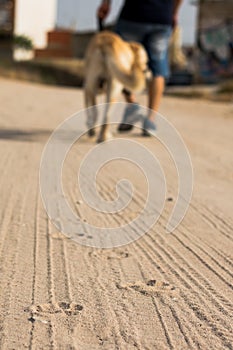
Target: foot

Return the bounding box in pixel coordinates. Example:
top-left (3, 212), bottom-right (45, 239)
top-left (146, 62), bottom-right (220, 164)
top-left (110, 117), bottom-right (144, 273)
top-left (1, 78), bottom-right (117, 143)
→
top-left (88, 128), bottom-right (96, 137)
top-left (142, 118), bottom-right (156, 137)
top-left (97, 131), bottom-right (113, 143)
top-left (118, 104), bottom-right (142, 132)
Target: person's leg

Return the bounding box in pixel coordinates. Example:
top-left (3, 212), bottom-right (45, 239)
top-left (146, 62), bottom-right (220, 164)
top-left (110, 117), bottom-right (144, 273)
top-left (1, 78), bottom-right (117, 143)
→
top-left (115, 19), bottom-right (145, 104)
top-left (142, 25), bottom-right (171, 134)
top-left (115, 19), bottom-right (147, 131)
top-left (148, 75), bottom-right (165, 117)
top-left (122, 88), bottom-right (136, 103)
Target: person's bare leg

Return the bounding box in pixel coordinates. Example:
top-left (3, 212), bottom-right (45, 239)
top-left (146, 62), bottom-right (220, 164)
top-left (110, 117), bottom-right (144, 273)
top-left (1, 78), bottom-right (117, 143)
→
top-left (141, 75), bottom-right (165, 136)
top-left (148, 75), bottom-right (165, 119)
top-left (122, 89), bottom-right (136, 103)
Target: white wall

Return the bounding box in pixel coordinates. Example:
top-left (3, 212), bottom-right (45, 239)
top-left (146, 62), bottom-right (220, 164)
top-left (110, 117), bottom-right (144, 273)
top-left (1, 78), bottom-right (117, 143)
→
top-left (14, 0), bottom-right (57, 48)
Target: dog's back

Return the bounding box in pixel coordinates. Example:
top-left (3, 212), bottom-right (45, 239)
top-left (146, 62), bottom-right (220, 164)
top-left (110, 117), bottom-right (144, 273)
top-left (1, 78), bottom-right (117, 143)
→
top-left (85, 31), bottom-right (147, 93)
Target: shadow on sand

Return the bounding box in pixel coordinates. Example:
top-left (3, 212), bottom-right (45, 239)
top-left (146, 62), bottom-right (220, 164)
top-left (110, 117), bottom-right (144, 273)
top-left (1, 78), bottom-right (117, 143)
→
top-left (0, 128), bottom-right (53, 143)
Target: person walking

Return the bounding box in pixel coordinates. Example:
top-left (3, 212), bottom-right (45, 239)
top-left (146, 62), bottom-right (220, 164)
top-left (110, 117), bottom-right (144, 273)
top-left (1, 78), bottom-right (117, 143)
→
top-left (98, 0), bottom-right (183, 135)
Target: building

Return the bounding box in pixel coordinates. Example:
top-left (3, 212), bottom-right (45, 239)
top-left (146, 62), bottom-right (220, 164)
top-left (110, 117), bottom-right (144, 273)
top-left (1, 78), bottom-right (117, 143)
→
top-left (197, 0), bottom-right (233, 81)
top-left (13, 0), bottom-right (121, 59)
top-left (0, 0), bottom-right (15, 59)
top-left (10, 0), bottom-right (198, 60)
top-left (13, 0), bottom-right (57, 59)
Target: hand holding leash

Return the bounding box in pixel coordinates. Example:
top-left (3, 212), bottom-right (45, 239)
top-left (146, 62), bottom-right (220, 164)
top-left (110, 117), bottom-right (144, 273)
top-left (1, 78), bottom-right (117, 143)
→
top-left (97, 2), bottom-right (110, 21)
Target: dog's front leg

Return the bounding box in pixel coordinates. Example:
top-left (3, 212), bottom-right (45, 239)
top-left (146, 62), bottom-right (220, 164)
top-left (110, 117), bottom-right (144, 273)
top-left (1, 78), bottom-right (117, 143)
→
top-left (86, 104), bottom-right (98, 137)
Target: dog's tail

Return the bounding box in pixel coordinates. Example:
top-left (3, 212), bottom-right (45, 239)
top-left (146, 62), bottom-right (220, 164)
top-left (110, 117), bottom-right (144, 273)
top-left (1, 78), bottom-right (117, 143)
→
top-left (105, 54), bottom-right (146, 92)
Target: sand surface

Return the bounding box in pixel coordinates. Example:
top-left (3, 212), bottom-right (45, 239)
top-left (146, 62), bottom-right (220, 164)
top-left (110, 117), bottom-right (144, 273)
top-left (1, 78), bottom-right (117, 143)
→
top-left (0, 78), bottom-right (232, 349)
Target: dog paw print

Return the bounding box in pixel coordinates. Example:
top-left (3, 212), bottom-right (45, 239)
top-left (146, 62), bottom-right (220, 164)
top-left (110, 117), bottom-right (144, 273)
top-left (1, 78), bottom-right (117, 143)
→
top-left (58, 302), bottom-right (83, 316)
top-left (88, 249), bottom-right (130, 260)
top-left (117, 280), bottom-right (177, 296)
top-left (106, 251), bottom-right (130, 260)
top-left (25, 302), bottom-right (83, 317)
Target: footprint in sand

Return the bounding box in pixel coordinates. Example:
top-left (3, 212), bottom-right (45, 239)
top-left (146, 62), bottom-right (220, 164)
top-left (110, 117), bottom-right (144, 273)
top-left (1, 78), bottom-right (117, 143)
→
top-left (58, 302), bottom-right (83, 316)
top-left (50, 232), bottom-right (66, 240)
top-left (117, 280), bottom-right (177, 297)
top-left (106, 251), bottom-right (130, 260)
top-left (25, 302), bottom-right (83, 317)
top-left (88, 249), bottom-right (130, 260)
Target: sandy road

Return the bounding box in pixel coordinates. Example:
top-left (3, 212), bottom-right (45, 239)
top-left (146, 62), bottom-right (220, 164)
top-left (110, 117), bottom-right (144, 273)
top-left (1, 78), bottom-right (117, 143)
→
top-left (0, 77), bottom-right (232, 350)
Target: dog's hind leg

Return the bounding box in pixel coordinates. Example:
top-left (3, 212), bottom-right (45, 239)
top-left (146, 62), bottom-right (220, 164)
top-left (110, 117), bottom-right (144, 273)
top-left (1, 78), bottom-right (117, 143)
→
top-left (84, 72), bottom-right (99, 137)
top-left (97, 79), bottom-right (122, 143)
top-left (85, 89), bottom-right (98, 137)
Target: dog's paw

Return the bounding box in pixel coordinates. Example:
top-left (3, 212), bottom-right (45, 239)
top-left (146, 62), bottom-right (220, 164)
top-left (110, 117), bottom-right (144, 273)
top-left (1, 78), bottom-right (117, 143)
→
top-left (97, 131), bottom-right (112, 143)
top-left (88, 128), bottom-right (96, 137)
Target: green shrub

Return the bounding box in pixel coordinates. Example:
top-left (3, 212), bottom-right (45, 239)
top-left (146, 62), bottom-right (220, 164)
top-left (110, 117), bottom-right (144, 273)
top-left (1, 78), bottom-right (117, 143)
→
top-left (13, 35), bottom-right (33, 50)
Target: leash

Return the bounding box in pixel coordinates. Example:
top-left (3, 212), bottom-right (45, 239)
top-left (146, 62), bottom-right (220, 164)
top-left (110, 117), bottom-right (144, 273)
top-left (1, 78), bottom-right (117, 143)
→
top-left (97, 17), bottom-right (105, 90)
top-left (98, 17), bottom-right (104, 32)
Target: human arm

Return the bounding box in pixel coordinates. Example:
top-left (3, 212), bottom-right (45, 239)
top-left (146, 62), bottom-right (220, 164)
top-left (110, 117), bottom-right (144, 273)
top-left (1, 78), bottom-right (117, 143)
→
top-left (172, 0), bottom-right (183, 27)
top-left (97, 0), bottom-right (111, 20)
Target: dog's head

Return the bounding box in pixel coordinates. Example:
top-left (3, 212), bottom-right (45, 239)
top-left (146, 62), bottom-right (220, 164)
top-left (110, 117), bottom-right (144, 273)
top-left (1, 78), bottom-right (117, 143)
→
top-left (128, 42), bottom-right (148, 72)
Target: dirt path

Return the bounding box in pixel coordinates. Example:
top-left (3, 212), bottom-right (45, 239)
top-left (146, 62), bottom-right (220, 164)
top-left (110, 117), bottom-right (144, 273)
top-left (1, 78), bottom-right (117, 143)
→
top-left (0, 78), bottom-right (232, 350)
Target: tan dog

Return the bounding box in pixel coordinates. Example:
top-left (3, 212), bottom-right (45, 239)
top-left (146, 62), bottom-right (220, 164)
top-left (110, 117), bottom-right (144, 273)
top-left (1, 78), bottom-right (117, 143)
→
top-left (84, 31), bottom-right (148, 142)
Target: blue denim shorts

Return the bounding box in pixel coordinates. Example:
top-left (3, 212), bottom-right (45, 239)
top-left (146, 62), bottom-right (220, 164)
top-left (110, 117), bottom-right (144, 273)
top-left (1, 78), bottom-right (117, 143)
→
top-left (115, 19), bottom-right (172, 77)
